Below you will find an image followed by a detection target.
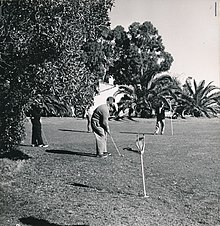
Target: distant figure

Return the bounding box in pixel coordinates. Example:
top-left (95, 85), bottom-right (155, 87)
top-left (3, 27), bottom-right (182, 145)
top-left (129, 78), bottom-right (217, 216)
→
top-left (85, 106), bottom-right (94, 132)
top-left (70, 106), bottom-right (76, 117)
top-left (91, 99), bottom-right (115, 158)
top-left (154, 101), bottom-right (165, 135)
top-left (29, 102), bottom-right (48, 147)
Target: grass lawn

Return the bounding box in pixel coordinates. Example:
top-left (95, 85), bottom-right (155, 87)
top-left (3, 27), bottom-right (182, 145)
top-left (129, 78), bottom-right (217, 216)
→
top-left (0, 117), bottom-right (220, 226)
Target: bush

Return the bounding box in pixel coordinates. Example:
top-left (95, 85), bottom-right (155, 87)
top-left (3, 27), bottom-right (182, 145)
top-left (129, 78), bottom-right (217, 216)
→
top-left (0, 94), bottom-right (26, 154)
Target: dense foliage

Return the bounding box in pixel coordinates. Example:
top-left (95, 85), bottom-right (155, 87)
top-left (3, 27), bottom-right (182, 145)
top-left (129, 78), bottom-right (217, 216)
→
top-left (0, 0), bottom-right (114, 152)
top-left (1, 0), bottom-right (219, 154)
top-left (108, 21), bottom-right (175, 117)
top-left (175, 80), bottom-right (220, 118)
top-left (107, 22), bottom-right (173, 87)
top-left (114, 75), bottom-right (179, 118)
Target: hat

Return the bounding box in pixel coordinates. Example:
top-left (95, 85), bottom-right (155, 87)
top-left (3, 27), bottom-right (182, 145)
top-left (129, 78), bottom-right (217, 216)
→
top-left (106, 96), bottom-right (115, 104)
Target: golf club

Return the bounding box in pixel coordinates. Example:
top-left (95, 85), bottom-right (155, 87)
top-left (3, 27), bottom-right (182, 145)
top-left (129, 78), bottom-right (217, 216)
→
top-left (42, 128), bottom-right (49, 146)
top-left (110, 134), bottom-right (124, 157)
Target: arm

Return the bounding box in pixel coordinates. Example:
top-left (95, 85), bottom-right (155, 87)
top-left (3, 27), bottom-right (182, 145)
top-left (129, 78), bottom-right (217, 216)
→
top-left (102, 107), bottom-right (110, 134)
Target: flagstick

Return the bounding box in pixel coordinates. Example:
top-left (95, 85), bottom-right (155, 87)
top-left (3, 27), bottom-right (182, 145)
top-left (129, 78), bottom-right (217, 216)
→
top-left (136, 134), bottom-right (147, 197)
top-left (140, 153), bottom-right (147, 197)
top-left (169, 102), bottom-right (174, 136)
top-left (170, 114), bottom-right (173, 136)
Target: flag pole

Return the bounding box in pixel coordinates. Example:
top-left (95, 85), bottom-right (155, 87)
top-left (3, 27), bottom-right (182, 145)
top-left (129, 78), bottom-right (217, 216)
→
top-left (136, 134), bottom-right (147, 197)
top-left (169, 101), bottom-right (174, 136)
top-left (140, 152), bottom-right (147, 197)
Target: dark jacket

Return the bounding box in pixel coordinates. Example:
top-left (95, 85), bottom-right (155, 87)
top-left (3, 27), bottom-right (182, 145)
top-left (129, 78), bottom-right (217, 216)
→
top-left (30, 104), bottom-right (42, 122)
top-left (92, 104), bottom-right (110, 133)
top-left (155, 106), bottom-right (165, 120)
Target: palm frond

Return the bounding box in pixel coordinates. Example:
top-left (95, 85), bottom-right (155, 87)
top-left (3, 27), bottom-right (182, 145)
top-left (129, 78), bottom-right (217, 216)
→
top-left (114, 85), bottom-right (134, 97)
top-left (200, 81), bottom-right (218, 99)
top-left (149, 74), bottom-right (172, 90)
top-left (185, 80), bottom-right (194, 96)
top-left (193, 79), bottom-right (198, 93)
top-left (194, 80), bottom-right (205, 100)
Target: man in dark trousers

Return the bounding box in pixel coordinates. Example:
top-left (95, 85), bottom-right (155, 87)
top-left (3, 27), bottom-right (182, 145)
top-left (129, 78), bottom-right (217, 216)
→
top-left (91, 98), bottom-right (115, 158)
top-left (29, 101), bottom-right (48, 147)
top-left (154, 100), bottom-right (165, 135)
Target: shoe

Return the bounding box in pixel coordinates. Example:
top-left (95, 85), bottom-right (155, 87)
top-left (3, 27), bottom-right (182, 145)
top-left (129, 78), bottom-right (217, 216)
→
top-left (31, 144), bottom-right (37, 147)
top-left (38, 144), bottom-right (48, 147)
top-left (97, 153), bottom-right (108, 158)
top-left (103, 152), bottom-right (112, 156)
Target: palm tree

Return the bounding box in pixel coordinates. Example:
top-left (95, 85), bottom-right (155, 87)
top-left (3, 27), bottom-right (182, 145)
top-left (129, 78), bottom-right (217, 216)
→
top-left (114, 74), bottom-right (179, 118)
top-left (175, 80), bottom-right (220, 118)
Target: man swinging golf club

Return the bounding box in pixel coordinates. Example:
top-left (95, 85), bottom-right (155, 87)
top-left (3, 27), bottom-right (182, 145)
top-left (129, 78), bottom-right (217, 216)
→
top-left (91, 97), bottom-right (116, 158)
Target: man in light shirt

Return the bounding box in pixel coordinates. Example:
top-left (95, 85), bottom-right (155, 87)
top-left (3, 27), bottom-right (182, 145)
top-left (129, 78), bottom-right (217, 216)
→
top-left (91, 97), bottom-right (115, 158)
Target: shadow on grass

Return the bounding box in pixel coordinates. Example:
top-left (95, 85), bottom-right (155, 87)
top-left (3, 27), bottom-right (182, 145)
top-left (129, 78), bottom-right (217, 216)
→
top-left (0, 148), bottom-right (31, 160)
top-left (18, 144), bottom-right (33, 147)
top-left (123, 147), bottom-right (140, 153)
top-left (120, 131), bottom-right (154, 135)
top-left (59, 129), bottom-right (89, 133)
top-left (70, 182), bottom-right (99, 189)
top-left (69, 182), bottom-right (137, 197)
top-left (19, 216), bottom-right (89, 226)
top-left (46, 149), bottom-right (96, 157)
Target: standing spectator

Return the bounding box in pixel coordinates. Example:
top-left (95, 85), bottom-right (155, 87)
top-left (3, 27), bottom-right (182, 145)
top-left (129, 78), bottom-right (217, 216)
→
top-left (70, 106), bottom-right (76, 117)
top-left (85, 106), bottom-right (94, 132)
top-left (91, 99), bottom-right (114, 158)
top-left (154, 101), bottom-right (165, 135)
top-left (29, 101), bottom-right (48, 147)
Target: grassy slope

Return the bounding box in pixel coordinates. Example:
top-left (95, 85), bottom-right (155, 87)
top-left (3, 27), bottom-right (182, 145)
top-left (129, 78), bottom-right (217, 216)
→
top-left (0, 117), bottom-right (220, 226)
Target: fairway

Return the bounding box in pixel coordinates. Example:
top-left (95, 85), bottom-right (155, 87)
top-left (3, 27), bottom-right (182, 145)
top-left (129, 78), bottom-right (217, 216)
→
top-left (0, 117), bottom-right (220, 226)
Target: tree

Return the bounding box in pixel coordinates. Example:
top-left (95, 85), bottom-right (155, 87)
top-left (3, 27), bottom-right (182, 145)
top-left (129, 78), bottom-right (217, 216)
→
top-left (175, 80), bottom-right (220, 118)
top-left (106, 21), bottom-right (174, 117)
top-left (108, 22), bottom-right (173, 88)
top-left (114, 75), bottom-right (179, 118)
top-left (0, 0), bottom-right (114, 153)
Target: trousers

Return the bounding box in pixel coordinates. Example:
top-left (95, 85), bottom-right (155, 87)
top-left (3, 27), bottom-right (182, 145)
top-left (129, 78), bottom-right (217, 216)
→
top-left (91, 119), bottom-right (107, 155)
top-left (31, 119), bottom-right (43, 145)
top-left (154, 119), bottom-right (165, 135)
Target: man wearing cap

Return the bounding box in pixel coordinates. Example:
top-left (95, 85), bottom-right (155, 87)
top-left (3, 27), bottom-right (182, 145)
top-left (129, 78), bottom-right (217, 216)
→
top-left (91, 98), bottom-right (115, 158)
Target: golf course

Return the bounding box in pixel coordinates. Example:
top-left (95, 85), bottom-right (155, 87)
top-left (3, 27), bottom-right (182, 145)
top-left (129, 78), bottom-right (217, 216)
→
top-left (0, 117), bottom-right (219, 226)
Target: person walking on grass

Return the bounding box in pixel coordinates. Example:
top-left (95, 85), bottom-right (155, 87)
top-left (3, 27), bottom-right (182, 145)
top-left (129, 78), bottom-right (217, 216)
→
top-left (154, 100), bottom-right (165, 135)
top-left (91, 97), bottom-right (115, 158)
top-left (29, 101), bottom-right (48, 147)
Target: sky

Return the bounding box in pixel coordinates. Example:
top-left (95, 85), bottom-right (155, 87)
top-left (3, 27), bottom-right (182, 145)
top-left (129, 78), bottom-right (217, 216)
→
top-left (109, 0), bottom-right (220, 87)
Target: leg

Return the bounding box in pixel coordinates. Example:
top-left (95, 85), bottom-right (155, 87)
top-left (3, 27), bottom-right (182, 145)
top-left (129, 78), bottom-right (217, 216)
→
top-left (94, 130), bottom-right (107, 156)
top-left (86, 115), bottom-right (92, 132)
top-left (91, 120), bottom-right (107, 156)
top-left (35, 121), bottom-right (44, 145)
top-left (154, 119), bottom-right (160, 135)
top-left (160, 119), bottom-right (165, 135)
top-left (31, 120), bottom-right (37, 146)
